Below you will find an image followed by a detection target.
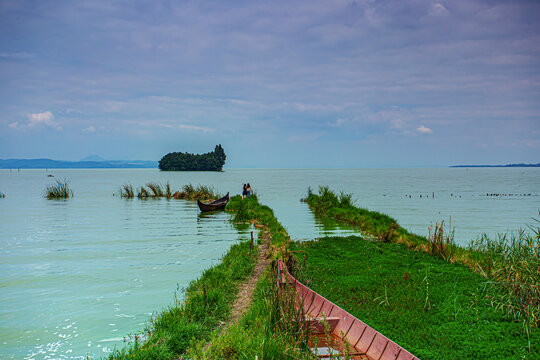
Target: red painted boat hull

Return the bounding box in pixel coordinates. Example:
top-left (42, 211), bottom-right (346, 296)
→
top-left (277, 259), bottom-right (419, 360)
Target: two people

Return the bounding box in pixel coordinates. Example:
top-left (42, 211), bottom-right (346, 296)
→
top-left (242, 183), bottom-right (252, 199)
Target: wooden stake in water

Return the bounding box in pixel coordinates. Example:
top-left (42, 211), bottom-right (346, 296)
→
top-left (250, 231), bottom-right (254, 256)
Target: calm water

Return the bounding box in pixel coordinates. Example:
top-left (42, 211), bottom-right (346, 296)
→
top-left (1, 168), bottom-right (539, 359)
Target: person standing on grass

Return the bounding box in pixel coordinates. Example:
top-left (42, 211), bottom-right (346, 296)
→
top-left (242, 183), bottom-right (247, 199)
top-left (246, 183), bottom-right (252, 197)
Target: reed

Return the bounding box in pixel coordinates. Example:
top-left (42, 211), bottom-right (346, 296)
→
top-left (137, 186), bottom-right (150, 199)
top-left (119, 184), bottom-right (135, 198)
top-left (427, 219), bottom-right (455, 262)
top-left (173, 184), bottom-right (219, 200)
top-left (164, 182), bottom-right (172, 199)
top-left (470, 225), bottom-right (540, 329)
top-left (146, 182), bottom-right (164, 197)
top-left (44, 179), bottom-right (73, 199)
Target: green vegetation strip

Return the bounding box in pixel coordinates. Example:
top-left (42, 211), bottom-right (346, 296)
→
top-left (107, 227), bottom-right (257, 359)
top-left (291, 236), bottom-right (539, 359)
top-left (306, 187), bottom-right (539, 329)
top-left (186, 195), bottom-right (315, 359)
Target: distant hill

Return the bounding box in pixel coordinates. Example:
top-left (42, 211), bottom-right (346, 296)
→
top-left (0, 158), bottom-right (158, 169)
top-left (451, 163), bottom-right (540, 168)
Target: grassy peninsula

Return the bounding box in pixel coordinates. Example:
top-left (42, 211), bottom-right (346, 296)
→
top-left (297, 187), bottom-right (539, 358)
top-left (107, 221), bottom-right (258, 359)
top-left (108, 195), bottom-right (312, 359)
top-left (107, 189), bottom-right (538, 359)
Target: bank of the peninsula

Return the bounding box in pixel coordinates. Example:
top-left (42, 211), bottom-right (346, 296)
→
top-left (108, 190), bottom-right (539, 359)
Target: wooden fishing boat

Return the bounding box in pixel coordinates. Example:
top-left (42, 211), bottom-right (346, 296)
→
top-left (277, 259), bottom-right (419, 360)
top-left (197, 192), bottom-right (229, 212)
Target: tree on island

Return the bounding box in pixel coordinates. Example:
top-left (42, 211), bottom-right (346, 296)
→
top-left (159, 145), bottom-right (226, 171)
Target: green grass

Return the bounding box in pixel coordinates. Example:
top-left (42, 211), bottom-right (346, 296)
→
top-left (107, 236), bottom-right (258, 359)
top-left (184, 196), bottom-right (313, 359)
top-left (187, 271), bottom-right (314, 360)
top-left (291, 236), bottom-right (539, 359)
top-left (44, 179), bottom-right (73, 199)
top-left (226, 194), bottom-right (291, 257)
top-left (107, 193), bottom-right (292, 359)
top-left (305, 186), bottom-right (540, 329)
top-left (469, 227), bottom-right (540, 329)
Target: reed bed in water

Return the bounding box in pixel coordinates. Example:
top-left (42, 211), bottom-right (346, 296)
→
top-left (119, 182), bottom-right (173, 199)
top-left (119, 182), bottom-right (217, 200)
top-left (172, 184), bottom-right (218, 201)
top-left (44, 179), bottom-right (73, 199)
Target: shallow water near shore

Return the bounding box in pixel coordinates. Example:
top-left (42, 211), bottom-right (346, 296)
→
top-left (0, 168), bottom-right (539, 359)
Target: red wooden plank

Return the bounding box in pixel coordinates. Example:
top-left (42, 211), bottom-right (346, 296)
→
top-left (366, 334), bottom-right (389, 360)
top-left (356, 327), bottom-right (377, 354)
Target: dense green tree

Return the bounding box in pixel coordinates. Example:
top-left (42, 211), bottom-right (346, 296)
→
top-left (158, 145), bottom-right (226, 171)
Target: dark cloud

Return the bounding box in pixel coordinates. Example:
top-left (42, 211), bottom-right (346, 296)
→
top-left (1, 0), bottom-right (539, 166)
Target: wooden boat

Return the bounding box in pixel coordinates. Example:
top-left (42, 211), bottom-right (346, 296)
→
top-left (197, 192), bottom-right (229, 212)
top-left (277, 259), bottom-right (419, 360)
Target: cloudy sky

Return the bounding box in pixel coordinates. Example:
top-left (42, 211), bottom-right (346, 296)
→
top-left (1, 0), bottom-right (539, 167)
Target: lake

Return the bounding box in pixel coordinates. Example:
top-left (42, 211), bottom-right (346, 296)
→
top-left (1, 168), bottom-right (538, 359)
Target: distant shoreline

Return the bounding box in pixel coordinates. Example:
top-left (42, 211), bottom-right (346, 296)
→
top-left (0, 158), bottom-right (157, 169)
top-left (450, 163), bottom-right (540, 168)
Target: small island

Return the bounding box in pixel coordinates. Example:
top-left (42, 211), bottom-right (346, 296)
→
top-left (158, 144), bottom-right (226, 171)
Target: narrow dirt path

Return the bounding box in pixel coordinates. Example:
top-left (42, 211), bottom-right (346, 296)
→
top-left (198, 228), bottom-right (272, 355)
top-left (228, 229), bottom-right (271, 323)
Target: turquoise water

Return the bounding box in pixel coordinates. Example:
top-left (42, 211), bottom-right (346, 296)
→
top-left (1, 168), bottom-right (539, 359)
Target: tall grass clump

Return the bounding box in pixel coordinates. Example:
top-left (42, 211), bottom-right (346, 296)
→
top-left (120, 182), bottom-right (172, 199)
top-left (137, 186), bottom-right (150, 199)
top-left (164, 182), bottom-right (172, 199)
top-left (427, 219), bottom-right (455, 262)
top-left (146, 182), bottom-right (164, 197)
top-left (44, 179), bottom-right (73, 199)
top-left (470, 224), bottom-right (540, 329)
top-left (173, 184), bottom-right (219, 200)
top-left (119, 184), bottom-right (135, 198)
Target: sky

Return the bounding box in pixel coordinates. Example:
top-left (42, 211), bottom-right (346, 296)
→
top-left (0, 0), bottom-right (539, 168)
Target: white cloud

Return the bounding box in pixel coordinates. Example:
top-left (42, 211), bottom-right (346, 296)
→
top-left (178, 124), bottom-right (214, 133)
top-left (27, 111), bottom-right (62, 130)
top-left (417, 125), bottom-right (433, 134)
top-left (430, 3), bottom-right (449, 16)
top-left (9, 111), bottom-right (62, 130)
top-left (82, 126), bottom-right (96, 133)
